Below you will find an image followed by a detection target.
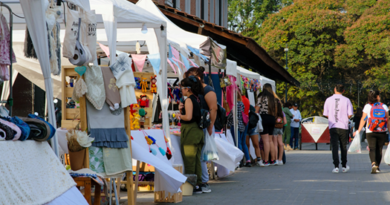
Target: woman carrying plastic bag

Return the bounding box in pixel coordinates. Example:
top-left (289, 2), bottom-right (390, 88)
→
top-left (353, 90), bottom-right (390, 174)
top-left (348, 131), bottom-right (362, 153)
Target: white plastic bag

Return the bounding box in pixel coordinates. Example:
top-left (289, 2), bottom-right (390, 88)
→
top-left (254, 113), bottom-right (263, 133)
top-left (202, 131), bottom-right (219, 161)
top-left (384, 145), bottom-right (390, 164)
top-left (212, 137), bottom-right (243, 171)
top-left (348, 131), bottom-right (362, 153)
top-left (63, 7), bottom-right (80, 58)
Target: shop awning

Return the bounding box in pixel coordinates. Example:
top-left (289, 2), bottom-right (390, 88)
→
top-left (151, 3), bottom-right (300, 86)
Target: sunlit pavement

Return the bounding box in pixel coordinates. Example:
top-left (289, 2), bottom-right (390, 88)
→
top-left (120, 142), bottom-right (390, 205)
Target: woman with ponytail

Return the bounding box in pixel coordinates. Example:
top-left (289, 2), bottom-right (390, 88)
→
top-left (184, 66), bottom-right (217, 193)
top-left (179, 75), bottom-right (205, 194)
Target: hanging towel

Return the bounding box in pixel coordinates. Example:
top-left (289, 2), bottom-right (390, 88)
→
top-left (85, 65), bottom-right (106, 110)
top-left (101, 67), bottom-right (121, 112)
top-left (110, 53), bottom-right (137, 108)
top-left (87, 101), bottom-right (128, 148)
top-left (24, 27), bottom-right (38, 59)
top-left (102, 142), bottom-right (132, 176)
top-left (46, 6), bottom-right (61, 75)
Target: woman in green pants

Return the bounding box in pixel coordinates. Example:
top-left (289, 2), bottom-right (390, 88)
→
top-left (283, 102), bottom-right (294, 150)
top-left (179, 76), bottom-right (205, 194)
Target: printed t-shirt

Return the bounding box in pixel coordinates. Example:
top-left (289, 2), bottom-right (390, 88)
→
top-left (323, 94), bottom-right (353, 130)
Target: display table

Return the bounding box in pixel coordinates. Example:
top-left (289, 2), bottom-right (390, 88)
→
top-left (301, 123), bottom-right (330, 150)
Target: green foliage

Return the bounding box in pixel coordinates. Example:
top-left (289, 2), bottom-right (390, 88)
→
top-left (228, 0), bottom-right (390, 118)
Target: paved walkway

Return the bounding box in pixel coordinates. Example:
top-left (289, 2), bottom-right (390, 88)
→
top-left (121, 142), bottom-right (390, 205)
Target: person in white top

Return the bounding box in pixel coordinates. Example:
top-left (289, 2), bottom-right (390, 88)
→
top-left (289, 103), bottom-right (302, 150)
top-left (354, 90), bottom-right (390, 174)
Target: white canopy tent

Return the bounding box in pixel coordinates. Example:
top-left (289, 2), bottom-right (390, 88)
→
top-left (260, 75), bottom-right (276, 92)
top-left (237, 66), bottom-right (261, 80)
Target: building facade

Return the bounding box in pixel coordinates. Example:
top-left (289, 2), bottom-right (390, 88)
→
top-left (155, 0), bottom-right (228, 28)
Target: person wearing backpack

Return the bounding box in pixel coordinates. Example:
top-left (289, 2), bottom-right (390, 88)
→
top-left (256, 83), bottom-right (277, 166)
top-left (354, 90), bottom-right (390, 174)
top-left (178, 76), bottom-right (205, 194)
top-left (184, 67), bottom-right (218, 193)
top-left (323, 84), bottom-right (353, 173)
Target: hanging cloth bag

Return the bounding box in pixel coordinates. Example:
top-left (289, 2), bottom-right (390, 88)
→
top-left (63, 6), bottom-right (80, 59)
top-left (80, 9), bottom-right (97, 64)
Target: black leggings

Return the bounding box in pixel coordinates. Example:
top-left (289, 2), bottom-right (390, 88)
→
top-left (366, 132), bottom-right (387, 166)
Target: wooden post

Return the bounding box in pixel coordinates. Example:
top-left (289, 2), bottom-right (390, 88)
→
top-left (124, 107), bottom-right (135, 205)
top-left (134, 160), bottom-right (140, 199)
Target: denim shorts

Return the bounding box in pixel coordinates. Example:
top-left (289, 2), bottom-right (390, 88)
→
top-left (246, 128), bottom-right (258, 136)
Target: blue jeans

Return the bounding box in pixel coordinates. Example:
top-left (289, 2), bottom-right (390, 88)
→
top-left (290, 127), bottom-right (299, 149)
top-left (239, 124), bottom-right (250, 161)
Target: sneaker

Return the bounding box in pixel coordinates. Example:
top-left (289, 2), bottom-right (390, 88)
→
top-left (371, 165), bottom-right (378, 174)
top-left (332, 167), bottom-right (339, 173)
top-left (377, 167), bottom-right (381, 173)
top-left (278, 160), bottom-right (284, 165)
top-left (342, 165), bottom-right (350, 173)
top-left (258, 160), bottom-right (265, 167)
top-left (193, 186), bottom-right (203, 194)
top-left (201, 183), bottom-right (211, 193)
top-left (245, 162), bottom-right (252, 167)
top-left (269, 160), bottom-right (276, 166)
top-left (261, 161), bottom-right (270, 167)
top-left (274, 160), bottom-right (279, 165)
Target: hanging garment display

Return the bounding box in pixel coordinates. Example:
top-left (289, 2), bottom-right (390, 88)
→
top-left (0, 14), bottom-right (16, 81)
top-left (72, 66), bottom-right (88, 101)
top-left (86, 101), bottom-right (128, 148)
top-left (110, 53), bottom-right (137, 108)
top-left (84, 65), bottom-right (106, 110)
top-left (23, 27), bottom-right (37, 59)
top-left (101, 67), bottom-right (121, 113)
top-left (45, 5), bottom-right (61, 75)
top-left (199, 38), bottom-right (227, 70)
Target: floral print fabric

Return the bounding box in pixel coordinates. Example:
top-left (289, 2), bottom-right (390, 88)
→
top-left (0, 14), bottom-right (16, 81)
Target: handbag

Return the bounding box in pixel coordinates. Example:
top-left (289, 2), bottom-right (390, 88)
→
top-left (214, 104), bottom-right (226, 130)
top-left (254, 114), bottom-right (263, 133)
top-left (275, 116), bottom-right (284, 129)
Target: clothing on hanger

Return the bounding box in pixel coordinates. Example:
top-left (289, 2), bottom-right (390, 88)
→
top-left (0, 14), bottom-right (16, 81)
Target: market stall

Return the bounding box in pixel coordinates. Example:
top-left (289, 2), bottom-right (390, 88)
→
top-left (301, 116), bottom-right (331, 150)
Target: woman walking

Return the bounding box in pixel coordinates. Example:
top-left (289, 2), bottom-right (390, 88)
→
top-left (256, 83), bottom-right (277, 166)
top-left (179, 76), bottom-right (205, 193)
top-left (273, 100), bottom-right (287, 165)
top-left (354, 90), bottom-right (390, 174)
top-left (237, 91), bottom-right (252, 167)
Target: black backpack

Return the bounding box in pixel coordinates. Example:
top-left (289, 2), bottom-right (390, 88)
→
top-left (248, 105), bottom-right (259, 130)
top-left (214, 104), bottom-right (226, 130)
top-left (196, 97), bottom-right (211, 129)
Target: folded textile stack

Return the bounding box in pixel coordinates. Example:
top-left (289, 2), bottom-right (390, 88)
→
top-left (0, 114), bottom-right (55, 141)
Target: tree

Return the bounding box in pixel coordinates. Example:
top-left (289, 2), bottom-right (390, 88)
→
top-left (257, 0), bottom-right (351, 117)
top-left (227, 0), bottom-right (293, 37)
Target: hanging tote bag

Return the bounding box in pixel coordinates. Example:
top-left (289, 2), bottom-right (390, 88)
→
top-left (63, 6), bottom-right (80, 59)
top-left (80, 9), bottom-right (97, 64)
top-left (348, 131), bottom-right (362, 153)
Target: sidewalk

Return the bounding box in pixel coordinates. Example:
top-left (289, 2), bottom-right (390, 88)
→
top-left (121, 142), bottom-right (390, 205)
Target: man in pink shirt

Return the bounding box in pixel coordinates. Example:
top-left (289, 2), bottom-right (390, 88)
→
top-left (323, 84), bottom-right (353, 173)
